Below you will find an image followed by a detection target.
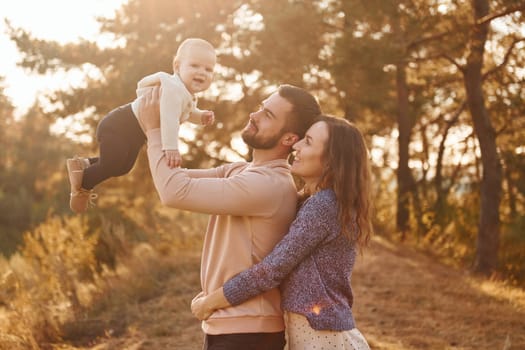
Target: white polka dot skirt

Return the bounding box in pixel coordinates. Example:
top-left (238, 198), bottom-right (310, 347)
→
top-left (284, 312), bottom-right (370, 350)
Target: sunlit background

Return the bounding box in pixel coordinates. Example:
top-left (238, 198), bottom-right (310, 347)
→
top-left (0, 1), bottom-right (524, 348)
top-left (0, 0), bottom-right (126, 116)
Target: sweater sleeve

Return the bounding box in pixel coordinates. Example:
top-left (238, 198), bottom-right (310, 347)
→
top-left (159, 78), bottom-right (186, 150)
top-left (136, 72), bottom-right (165, 89)
top-left (146, 128), bottom-right (288, 216)
top-left (223, 191), bottom-right (338, 305)
top-left (136, 72), bottom-right (186, 151)
top-left (185, 167), bottom-right (224, 178)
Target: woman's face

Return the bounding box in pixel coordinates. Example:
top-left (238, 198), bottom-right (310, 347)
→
top-left (291, 121), bottom-right (329, 188)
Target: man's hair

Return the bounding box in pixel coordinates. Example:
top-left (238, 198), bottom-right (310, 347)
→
top-left (173, 38), bottom-right (215, 65)
top-left (278, 84), bottom-right (321, 138)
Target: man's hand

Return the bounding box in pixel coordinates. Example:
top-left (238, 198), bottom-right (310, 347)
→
top-left (191, 292), bottom-right (214, 321)
top-left (201, 110), bottom-right (215, 126)
top-left (164, 149), bottom-right (182, 168)
top-left (138, 85), bottom-right (161, 131)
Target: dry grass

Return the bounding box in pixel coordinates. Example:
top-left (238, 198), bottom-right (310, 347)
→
top-left (1, 224), bottom-right (524, 350)
top-left (52, 237), bottom-right (525, 349)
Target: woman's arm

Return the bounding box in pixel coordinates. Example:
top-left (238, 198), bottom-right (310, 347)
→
top-left (193, 191), bottom-right (338, 318)
top-left (224, 191), bottom-right (339, 305)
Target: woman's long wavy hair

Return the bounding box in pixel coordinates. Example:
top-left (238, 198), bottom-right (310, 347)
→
top-left (315, 115), bottom-right (373, 248)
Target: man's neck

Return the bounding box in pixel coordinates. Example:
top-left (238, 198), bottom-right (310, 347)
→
top-left (251, 148), bottom-right (290, 166)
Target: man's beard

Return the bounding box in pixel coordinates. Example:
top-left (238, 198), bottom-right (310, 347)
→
top-left (241, 128), bottom-right (284, 150)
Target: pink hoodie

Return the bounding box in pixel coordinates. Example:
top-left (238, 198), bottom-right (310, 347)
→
top-left (146, 128), bottom-right (298, 334)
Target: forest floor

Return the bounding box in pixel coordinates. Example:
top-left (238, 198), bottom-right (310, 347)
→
top-left (50, 236), bottom-right (525, 350)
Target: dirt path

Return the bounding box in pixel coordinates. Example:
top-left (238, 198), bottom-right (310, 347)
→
top-left (82, 237), bottom-right (525, 350)
top-left (351, 237), bottom-right (525, 349)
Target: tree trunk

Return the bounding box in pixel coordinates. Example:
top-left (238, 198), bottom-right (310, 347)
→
top-left (434, 102), bottom-right (465, 218)
top-left (464, 0), bottom-right (503, 275)
top-left (504, 165), bottom-right (517, 217)
top-left (396, 63), bottom-right (413, 237)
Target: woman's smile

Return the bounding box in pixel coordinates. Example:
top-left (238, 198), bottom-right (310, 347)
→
top-left (291, 121), bottom-right (329, 191)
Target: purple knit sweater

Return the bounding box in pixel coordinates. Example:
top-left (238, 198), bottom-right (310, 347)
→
top-left (223, 189), bottom-right (357, 331)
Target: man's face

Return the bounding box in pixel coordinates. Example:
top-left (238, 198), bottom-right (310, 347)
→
top-left (241, 92), bottom-right (293, 150)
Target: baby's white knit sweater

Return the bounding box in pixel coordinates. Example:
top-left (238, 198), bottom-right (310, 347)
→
top-left (131, 72), bottom-right (203, 151)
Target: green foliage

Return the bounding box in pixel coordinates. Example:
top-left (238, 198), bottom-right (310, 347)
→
top-left (500, 215), bottom-right (525, 285)
top-left (425, 192), bottom-right (480, 261)
top-left (0, 102), bottom-right (79, 255)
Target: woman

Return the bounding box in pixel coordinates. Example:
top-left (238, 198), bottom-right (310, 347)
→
top-left (192, 115), bottom-right (373, 350)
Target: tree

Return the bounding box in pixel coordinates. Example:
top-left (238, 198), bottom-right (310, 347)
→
top-left (327, 0), bottom-right (453, 235)
top-left (0, 101), bottom-right (76, 255)
top-left (437, 0), bottom-right (525, 275)
top-left (0, 77), bottom-right (14, 171)
top-left (470, 1), bottom-right (524, 275)
top-left (463, 0), bottom-right (503, 275)
top-left (6, 0), bottom-right (525, 280)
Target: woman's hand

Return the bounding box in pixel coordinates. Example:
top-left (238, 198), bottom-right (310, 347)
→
top-left (191, 287), bottom-right (231, 321)
top-left (191, 292), bottom-right (214, 321)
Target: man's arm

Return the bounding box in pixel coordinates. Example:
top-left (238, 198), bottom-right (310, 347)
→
top-left (138, 87), bottom-right (285, 216)
top-left (185, 167), bottom-right (223, 178)
top-left (146, 130), bottom-right (284, 215)
top-left (138, 85), bottom-right (161, 130)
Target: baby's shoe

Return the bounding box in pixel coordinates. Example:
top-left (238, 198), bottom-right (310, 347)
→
top-left (66, 157), bottom-right (97, 213)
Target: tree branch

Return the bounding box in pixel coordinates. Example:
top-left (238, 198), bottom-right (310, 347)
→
top-left (483, 37), bottom-right (525, 79)
top-left (439, 53), bottom-right (465, 72)
top-left (477, 4), bottom-right (525, 26)
top-left (407, 30), bottom-right (453, 51)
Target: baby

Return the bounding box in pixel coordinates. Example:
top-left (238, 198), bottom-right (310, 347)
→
top-left (66, 38), bottom-right (216, 213)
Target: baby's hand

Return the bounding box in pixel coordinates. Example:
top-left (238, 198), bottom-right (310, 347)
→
top-left (164, 149), bottom-right (182, 168)
top-left (201, 111), bottom-right (215, 126)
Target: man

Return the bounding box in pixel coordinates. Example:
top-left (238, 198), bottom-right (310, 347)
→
top-left (139, 84), bottom-right (321, 350)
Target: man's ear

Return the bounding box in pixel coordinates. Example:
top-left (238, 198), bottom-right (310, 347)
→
top-left (173, 61), bottom-right (180, 73)
top-left (282, 133), bottom-right (299, 147)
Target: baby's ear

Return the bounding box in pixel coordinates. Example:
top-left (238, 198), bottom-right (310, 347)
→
top-left (173, 60), bottom-right (180, 73)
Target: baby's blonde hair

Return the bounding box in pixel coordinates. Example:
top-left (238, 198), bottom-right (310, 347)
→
top-left (172, 38), bottom-right (215, 68)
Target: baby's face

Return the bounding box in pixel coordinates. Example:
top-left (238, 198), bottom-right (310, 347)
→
top-left (176, 46), bottom-right (216, 94)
